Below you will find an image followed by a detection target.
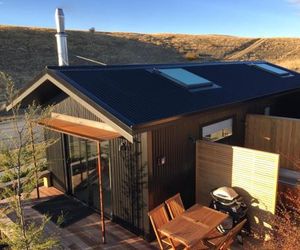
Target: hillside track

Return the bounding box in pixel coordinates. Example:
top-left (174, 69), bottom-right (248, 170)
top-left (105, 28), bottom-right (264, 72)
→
top-left (226, 38), bottom-right (266, 60)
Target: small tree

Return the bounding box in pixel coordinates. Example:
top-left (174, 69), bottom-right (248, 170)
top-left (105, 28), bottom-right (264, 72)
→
top-left (24, 103), bottom-right (55, 199)
top-left (89, 27), bottom-right (95, 34)
top-left (0, 73), bottom-right (58, 249)
top-left (245, 155), bottom-right (300, 249)
top-left (262, 156), bottom-right (300, 249)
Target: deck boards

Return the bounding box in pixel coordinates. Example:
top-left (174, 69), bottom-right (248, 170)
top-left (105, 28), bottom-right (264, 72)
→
top-left (22, 187), bottom-right (155, 249)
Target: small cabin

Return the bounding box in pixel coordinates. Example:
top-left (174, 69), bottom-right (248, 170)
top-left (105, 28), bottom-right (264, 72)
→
top-left (7, 61), bottom-right (300, 239)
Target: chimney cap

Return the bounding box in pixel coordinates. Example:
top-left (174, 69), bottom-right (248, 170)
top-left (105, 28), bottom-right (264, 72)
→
top-left (55, 8), bottom-right (65, 33)
top-left (55, 8), bottom-right (64, 16)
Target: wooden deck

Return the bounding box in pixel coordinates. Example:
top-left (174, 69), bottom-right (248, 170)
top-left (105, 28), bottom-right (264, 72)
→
top-left (26, 187), bottom-right (155, 250)
top-left (0, 187), bottom-right (255, 249)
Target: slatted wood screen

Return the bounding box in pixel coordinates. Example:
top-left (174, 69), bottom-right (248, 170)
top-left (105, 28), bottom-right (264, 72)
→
top-left (245, 114), bottom-right (300, 171)
top-left (196, 140), bottom-right (279, 220)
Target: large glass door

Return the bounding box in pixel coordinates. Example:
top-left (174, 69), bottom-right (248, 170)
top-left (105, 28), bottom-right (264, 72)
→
top-left (66, 135), bottom-right (112, 216)
top-left (86, 139), bottom-right (100, 210)
top-left (100, 141), bottom-right (112, 216)
top-left (68, 136), bottom-right (89, 204)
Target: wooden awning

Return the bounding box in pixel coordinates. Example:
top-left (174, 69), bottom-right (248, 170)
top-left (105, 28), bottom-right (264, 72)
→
top-left (38, 117), bottom-right (121, 141)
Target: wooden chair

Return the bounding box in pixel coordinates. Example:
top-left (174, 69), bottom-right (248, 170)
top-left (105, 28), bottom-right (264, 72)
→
top-left (165, 193), bottom-right (185, 219)
top-left (148, 204), bottom-right (182, 249)
top-left (205, 219), bottom-right (247, 250)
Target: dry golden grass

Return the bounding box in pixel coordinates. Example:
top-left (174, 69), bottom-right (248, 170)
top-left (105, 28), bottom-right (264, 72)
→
top-left (0, 26), bottom-right (183, 90)
top-left (113, 33), bottom-right (300, 69)
top-left (1, 25), bottom-right (300, 105)
top-left (277, 59), bottom-right (300, 72)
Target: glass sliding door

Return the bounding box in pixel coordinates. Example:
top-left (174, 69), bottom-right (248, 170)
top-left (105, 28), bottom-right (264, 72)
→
top-left (68, 136), bottom-right (89, 204)
top-left (100, 141), bottom-right (112, 216)
top-left (66, 135), bottom-right (112, 217)
top-left (87, 139), bottom-right (100, 210)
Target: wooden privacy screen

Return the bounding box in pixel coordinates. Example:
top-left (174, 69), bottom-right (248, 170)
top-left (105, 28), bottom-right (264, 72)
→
top-left (196, 140), bottom-right (279, 220)
top-left (245, 114), bottom-right (300, 171)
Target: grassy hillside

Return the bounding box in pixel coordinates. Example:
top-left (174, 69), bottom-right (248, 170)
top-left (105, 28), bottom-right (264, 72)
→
top-left (117, 33), bottom-right (300, 70)
top-left (1, 25), bottom-right (300, 106)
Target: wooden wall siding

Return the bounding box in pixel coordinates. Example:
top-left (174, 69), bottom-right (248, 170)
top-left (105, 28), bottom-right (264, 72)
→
top-left (245, 114), bottom-right (300, 171)
top-left (48, 96), bottom-right (150, 236)
top-left (110, 133), bottom-right (149, 236)
top-left (45, 130), bottom-right (66, 192)
top-left (195, 140), bottom-right (279, 224)
top-left (149, 97), bottom-right (277, 210)
top-left (150, 123), bottom-right (196, 209)
top-left (53, 96), bottom-right (103, 122)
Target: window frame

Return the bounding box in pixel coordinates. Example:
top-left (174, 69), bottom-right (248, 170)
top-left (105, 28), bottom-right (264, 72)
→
top-left (200, 117), bottom-right (234, 142)
top-left (252, 63), bottom-right (293, 77)
top-left (151, 67), bottom-right (221, 91)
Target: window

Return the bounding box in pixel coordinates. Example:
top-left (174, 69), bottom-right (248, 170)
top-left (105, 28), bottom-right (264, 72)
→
top-left (264, 106), bottom-right (271, 116)
top-left (202, 118), bottom-right (233, 141)
top-left (158, 68), bottom-right (213, 89)
top-left (253, 63), bottom-right (293, 77)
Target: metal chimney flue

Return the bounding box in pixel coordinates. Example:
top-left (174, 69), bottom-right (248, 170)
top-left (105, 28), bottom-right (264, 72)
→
top-left (55, 8), bottom-right (69, 66)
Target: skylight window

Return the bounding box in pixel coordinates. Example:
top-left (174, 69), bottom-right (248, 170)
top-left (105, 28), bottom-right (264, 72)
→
top-left (253, 63), bottom-right (292, 77)
top-left (158, 68), bottom-right (213, 89)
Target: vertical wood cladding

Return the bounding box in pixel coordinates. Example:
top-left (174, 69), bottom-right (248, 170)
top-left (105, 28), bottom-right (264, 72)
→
top-left (45, 129), bottom-right (66, 192)
top-left (48, 96), bottom-right (149, 236)
top-left (45, 91), bottom-right (298, 239)
top-left (148, 97), bottom-right (280, 210)
top-left (53, 96), bottom-right (103, 122)
top-left (110, 134), bottom-right (149, 236)
top-left (245, 114), bottom-right (300, 171)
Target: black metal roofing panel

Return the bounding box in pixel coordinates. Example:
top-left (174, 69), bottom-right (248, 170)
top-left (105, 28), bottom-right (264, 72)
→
top-left (46, 62), bottom-right (300, 128)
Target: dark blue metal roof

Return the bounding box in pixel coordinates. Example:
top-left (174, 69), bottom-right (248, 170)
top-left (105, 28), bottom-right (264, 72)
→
top-left (46, 61), bottom-right (300, 128)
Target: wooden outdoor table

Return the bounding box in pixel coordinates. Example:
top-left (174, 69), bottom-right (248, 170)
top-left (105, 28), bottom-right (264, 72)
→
top-left (158, 204), bottom-right (228, 249)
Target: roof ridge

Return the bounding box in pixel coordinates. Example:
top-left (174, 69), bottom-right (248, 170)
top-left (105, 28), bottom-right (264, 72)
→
top-left (46, 60), bottom-right (267, 71)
